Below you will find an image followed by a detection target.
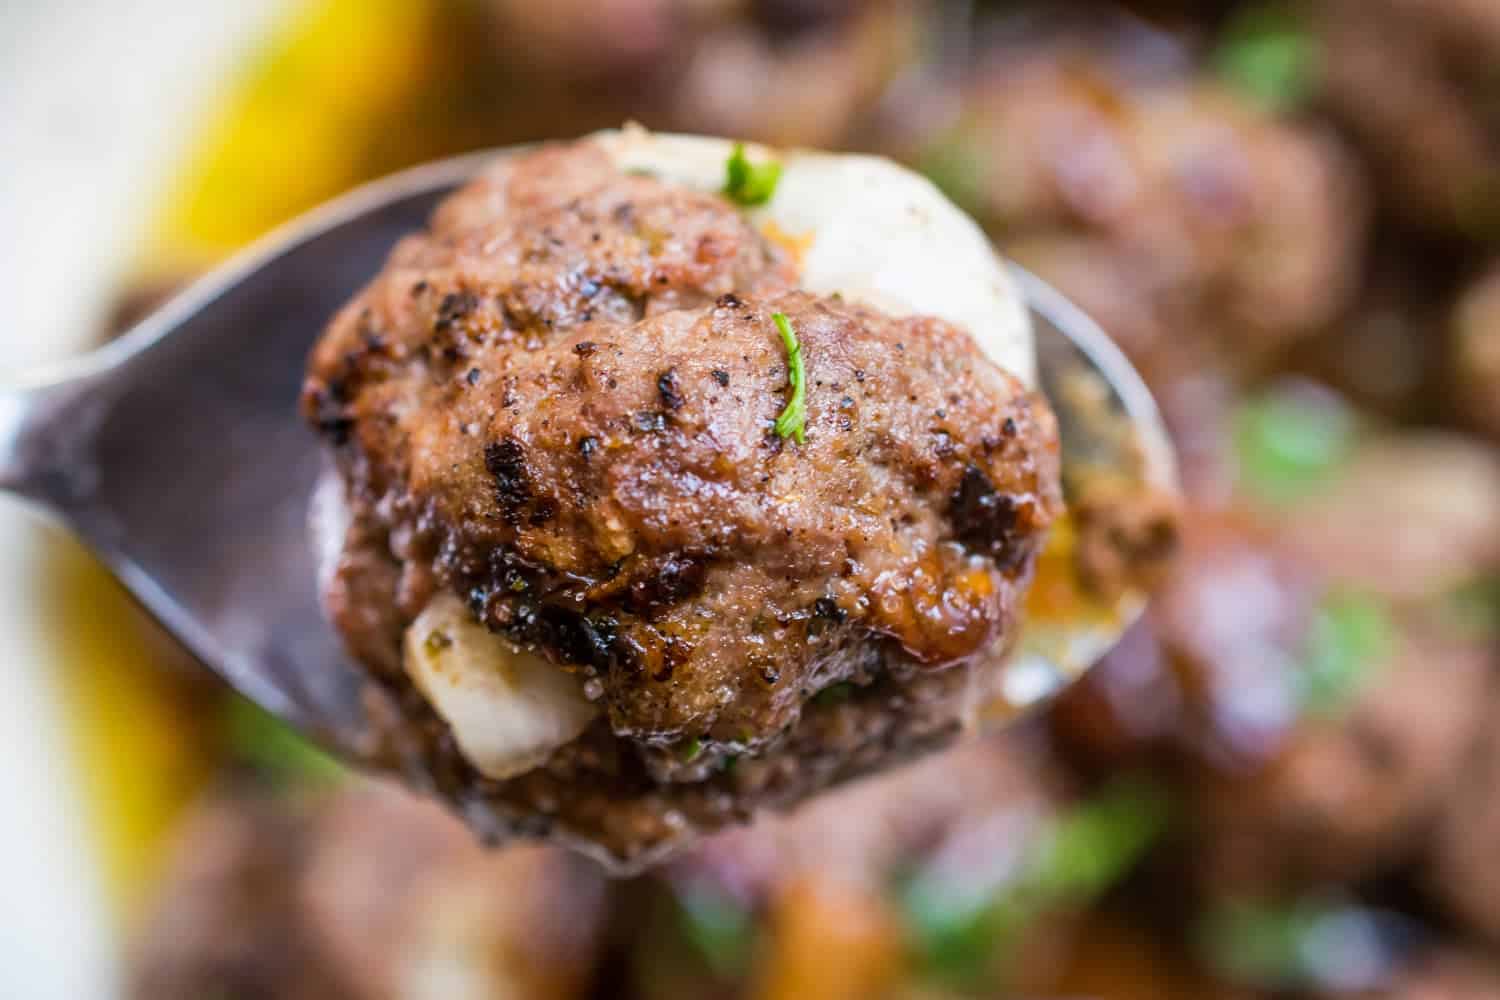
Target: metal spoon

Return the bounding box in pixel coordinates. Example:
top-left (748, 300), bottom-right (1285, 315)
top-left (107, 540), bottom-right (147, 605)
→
top-left (0, 150), bottom-right (1175, 768)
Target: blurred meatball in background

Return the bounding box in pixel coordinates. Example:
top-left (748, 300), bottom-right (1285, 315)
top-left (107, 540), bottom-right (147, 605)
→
top-left (477, 0), bottom-right (931, 147)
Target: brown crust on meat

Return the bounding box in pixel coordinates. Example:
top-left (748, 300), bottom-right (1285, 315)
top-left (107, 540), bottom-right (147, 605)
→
top-left (304, 139), bottom-right (1061, 861)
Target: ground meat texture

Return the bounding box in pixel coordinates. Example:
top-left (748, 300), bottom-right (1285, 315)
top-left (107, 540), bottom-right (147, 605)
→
top-left (384, 294), bottom-right (1053, 742)
top-left (1070, 477), bottom-right (1179, 603)
top-left (305, 140), bottom-right (1061, 862)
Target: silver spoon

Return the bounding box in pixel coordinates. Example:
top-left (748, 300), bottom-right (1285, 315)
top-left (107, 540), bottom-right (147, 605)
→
top-left (0, 150), bottom-right (1175, 770)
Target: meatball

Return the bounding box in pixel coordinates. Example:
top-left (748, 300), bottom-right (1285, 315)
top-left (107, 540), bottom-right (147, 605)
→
top-left (128, 784), bottom-right (609, 1000)
top-left (1053, 503), bottom-right (1491, 893)
top-left (1188, 617), bottom-right (1491, 893)
top-left (909, 25), bottom-right (1366, 386)
top-left (476, 0), bottom-right (926, 149)
top-left (1312, 0), bottom-right (1500, 236)
top-left (304, 137), bottom-right (1061, 864)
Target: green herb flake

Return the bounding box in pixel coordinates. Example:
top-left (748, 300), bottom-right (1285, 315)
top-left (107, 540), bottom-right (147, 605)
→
top-left (723, 142), bottom-right (783, 206)
top-left (681, 737), bottom-right (704, 763)
top-left (772, 312), bottom-right (807, 443)
top-left (1214, 3), bottom-right (1321, 113)
top-left (1234, 382), bottom-right (1357, 505)
top-left (1298, 591), bottom-right (1393, 718)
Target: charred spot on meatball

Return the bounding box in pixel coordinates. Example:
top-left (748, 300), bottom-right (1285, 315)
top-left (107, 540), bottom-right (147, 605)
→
top-left (303, 139), bottom-right (1061, 863)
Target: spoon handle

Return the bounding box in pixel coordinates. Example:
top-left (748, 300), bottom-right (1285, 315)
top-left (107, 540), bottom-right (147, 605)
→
top-left (0, 354), bottom-right (126, 514)
top-left (0, 380), bottom-right (67, 506)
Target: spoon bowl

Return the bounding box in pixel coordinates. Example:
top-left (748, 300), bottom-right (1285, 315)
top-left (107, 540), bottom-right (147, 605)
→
top-left (0, 149), bottom-right (1175, 769)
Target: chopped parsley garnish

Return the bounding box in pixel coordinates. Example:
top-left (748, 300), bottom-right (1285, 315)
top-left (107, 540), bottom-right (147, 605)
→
top-left (681, 737), bottom-right (704, 763)
top-left (1298, 591), bottom-right (1393, 718)
top-left (772, 312), bottom-right (807, 443)
top-left (1235, 381), bottom-right (1357, 505)
top-left (723, 142), bottom-right (782, 206)
top-left (1215, 3), bottom-right (1320, 112)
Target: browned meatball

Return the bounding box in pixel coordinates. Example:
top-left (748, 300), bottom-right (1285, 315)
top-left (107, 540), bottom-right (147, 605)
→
top-left (1313, 0), bottom-right (1500, 236)
top-left (912, 28), bottom-right (1366, 385)
top-left (1189, 618), bottom-right (1491, 893)
top-left (1053, 502), bottom-right (1491, 893)
top-left (304, 140), bottom-right (1062, 863)
top-left (477, 0), bottom-right (926, 148)
top-left (129, 784), bottom-right (610, 1000)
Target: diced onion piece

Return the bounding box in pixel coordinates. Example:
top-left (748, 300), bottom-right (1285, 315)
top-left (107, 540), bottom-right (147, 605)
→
top-left (404, 594), bottom-right (598, 780)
